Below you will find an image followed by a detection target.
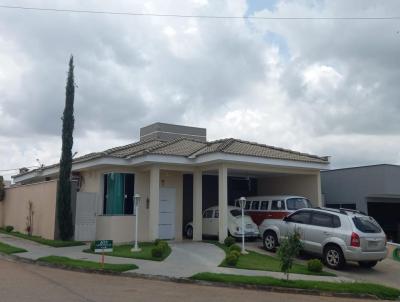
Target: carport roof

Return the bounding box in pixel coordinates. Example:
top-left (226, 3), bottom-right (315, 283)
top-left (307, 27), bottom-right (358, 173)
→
top-left (15, 137), bottom-right (329, 178)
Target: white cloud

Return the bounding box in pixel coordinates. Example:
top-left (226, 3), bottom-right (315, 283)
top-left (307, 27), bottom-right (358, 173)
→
top-left (0, 0), bottom-right (400, 180)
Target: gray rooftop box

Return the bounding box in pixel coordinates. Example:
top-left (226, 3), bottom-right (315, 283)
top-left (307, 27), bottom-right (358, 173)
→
top-left (140, 122), bottom-right (207, 142)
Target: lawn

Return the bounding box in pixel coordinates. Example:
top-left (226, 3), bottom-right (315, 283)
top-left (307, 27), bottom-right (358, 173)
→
top-left (0, 229), bottom-right (84, 247)
top-left (210, 241), bottom-right (335, 277)
top-left (0, 241), bottom-right (27, 254)
top-left (191, 273), bottom-right (400, 301)
top-left (84, 242), bottom-right (171, 261)
top-left (38, 256), bottom-right (137, 272)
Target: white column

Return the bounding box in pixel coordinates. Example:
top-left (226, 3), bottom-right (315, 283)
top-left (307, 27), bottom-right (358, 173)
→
top-left (149, 166), bottom-right (160, 241)
top-left (193, 170), bottom-right (203, 241)
top-left (218, 165), bottom-right (228, 243)
top-left (316, 172), bottom-right (322, 207)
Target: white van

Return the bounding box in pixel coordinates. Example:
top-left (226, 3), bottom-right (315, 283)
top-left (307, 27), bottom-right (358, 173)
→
top-left (234, 195), bottom-right (313, 225)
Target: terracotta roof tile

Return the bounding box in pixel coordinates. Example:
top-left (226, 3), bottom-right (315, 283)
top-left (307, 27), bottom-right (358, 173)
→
top-left (15, 137), bottom-right (328, 177)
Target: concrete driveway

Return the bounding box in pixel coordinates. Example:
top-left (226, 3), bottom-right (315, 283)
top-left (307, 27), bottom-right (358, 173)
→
top-left (246, 241), bottom-right (400, 289)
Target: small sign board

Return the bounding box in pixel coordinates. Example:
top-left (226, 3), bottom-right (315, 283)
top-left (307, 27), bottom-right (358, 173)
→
top-left (94, 240), bottom-right (113, 253)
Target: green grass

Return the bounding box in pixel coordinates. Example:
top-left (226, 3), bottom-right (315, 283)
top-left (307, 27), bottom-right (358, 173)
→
top-left (84, 242), bottom-right (171, 261)
top-left (0, 241), bottom-right (27, 254)
top-left (0, 229), bottom-right (84, 247)
top-left (209, 241), bottom-right (335, 277)
top-left (191, 273), bottom-right (400, 300)
top-left (38, 256), bottom-right (137, 272)
top-left (393, 248), bottom-right (400, 262)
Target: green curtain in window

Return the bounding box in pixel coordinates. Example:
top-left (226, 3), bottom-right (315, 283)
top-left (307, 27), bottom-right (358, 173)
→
top-left (106, 173), bottom-right (124, 214)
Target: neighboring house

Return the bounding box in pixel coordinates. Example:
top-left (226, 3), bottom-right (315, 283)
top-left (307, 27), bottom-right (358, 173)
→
top-left (3, 122), bottom-right (329, 243)
top-left (321, 164), bottom-right (400, 243)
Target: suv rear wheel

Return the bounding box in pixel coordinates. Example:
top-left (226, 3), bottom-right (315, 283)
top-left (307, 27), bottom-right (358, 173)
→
top-left (359, 261), bottom-right (377, 268)
top-left (263, 231), bottom-right (278, 252)
top-left (323, 245), bottom-right (345, 269)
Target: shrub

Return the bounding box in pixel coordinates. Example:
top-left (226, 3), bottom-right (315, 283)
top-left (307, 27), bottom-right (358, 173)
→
top-left (230, 250), bottom-right (241, 258)
top-left (5, 226), bottom-right (14, 233)
top-left (224, 236), bottom-right (236, 247)
top-left (307, 259), bottom-right (323, 272)
top-left (225, 253), bottom-right (239, 266)
top-left (154, 239), bottom-right (161, 246)
top-left (157, 241), bottom-right (168, 253)
top-left (229, 244), bottom-right (241, 253)
top-left (151, 245), bottom-right (164, 258)
top-left (89, 241), bottom-right (96, 252)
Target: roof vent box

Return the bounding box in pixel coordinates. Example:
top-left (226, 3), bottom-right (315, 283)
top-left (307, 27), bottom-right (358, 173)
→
top-left (140, 122), bottom-right (206, 142)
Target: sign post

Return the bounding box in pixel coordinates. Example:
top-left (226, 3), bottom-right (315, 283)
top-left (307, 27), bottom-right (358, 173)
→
top-left (94, 240), bottom-right (113, 268)
top-left (238, 197), bottom-right (248, 255)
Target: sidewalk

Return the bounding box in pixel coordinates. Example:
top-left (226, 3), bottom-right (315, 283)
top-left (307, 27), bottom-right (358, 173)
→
top-left (0, 233), bottom-right (352, 281)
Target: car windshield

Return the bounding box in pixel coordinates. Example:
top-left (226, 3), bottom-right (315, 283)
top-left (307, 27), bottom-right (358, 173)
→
top-left (352, 216), bottom-right (381, 233)
top-left (230, 209), bottom-right (242, 217)
top-left (286, 198), bottom-right (312, 210)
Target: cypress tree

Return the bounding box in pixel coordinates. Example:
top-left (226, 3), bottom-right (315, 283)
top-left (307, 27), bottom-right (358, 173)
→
top-left (0, 176), bottom-right (5, 201)
top-left (56, 56), bottom-right (75, 240)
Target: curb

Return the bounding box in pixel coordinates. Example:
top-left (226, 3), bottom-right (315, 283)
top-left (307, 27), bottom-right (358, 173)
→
top-left (0, 253), bottom-right (384, 300)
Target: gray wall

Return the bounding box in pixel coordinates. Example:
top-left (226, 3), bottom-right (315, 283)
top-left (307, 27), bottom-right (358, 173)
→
top-left (321, 164), bottom-right (400, 213)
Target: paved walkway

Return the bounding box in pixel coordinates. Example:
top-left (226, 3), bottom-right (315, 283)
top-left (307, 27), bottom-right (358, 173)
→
top-left (0, 233), bottom-right (351, 281)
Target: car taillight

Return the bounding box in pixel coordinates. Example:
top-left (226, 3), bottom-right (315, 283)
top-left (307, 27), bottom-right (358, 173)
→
top-left (351, 232), bottom-right (360, 247)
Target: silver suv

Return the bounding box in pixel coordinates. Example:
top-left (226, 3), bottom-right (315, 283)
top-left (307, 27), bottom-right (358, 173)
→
top-left (259, 208), bottom-right (387, 269)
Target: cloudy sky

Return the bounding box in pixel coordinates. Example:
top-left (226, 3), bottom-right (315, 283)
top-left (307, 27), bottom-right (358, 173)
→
top-left (1, 0), bottom-right (400, 179)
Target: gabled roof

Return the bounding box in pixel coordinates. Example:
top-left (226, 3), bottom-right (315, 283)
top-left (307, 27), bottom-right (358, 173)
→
top-left (15, 137), bottom-right (329, 178)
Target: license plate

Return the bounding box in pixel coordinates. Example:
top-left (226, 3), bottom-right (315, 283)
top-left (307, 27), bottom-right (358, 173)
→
top-left (368, 241), bottom-right (378, 247)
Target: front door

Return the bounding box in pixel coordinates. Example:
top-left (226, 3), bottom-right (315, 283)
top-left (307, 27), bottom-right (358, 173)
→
top-left (159, 187), bottom-right (176, 240)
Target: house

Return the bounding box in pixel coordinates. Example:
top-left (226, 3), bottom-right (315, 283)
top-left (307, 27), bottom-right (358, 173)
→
top-left (2, 123), bottom-right (329, 243)
top-left (321, 164), bottom-right (400, 242)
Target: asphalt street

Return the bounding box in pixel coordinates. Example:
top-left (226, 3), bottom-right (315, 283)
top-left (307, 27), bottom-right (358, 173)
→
top-left (0, 258), bottom-right (379, 302)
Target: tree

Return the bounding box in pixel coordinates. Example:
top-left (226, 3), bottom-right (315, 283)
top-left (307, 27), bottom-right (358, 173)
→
top-left (56, 56), bottom-right (75, 240)
top-left (0, 176), bottom-right (5, 201)
top-left (277, 230), bottom-right (302, 280)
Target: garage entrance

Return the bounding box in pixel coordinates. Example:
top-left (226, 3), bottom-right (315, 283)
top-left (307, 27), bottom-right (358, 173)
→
top-left (368, 199), bottom-right (400, 243)
top-left (182, 169), bottom-right (321, 237)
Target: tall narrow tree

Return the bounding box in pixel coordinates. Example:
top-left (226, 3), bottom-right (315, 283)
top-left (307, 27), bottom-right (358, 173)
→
top-left (56, 56), bottom-right (75, 240)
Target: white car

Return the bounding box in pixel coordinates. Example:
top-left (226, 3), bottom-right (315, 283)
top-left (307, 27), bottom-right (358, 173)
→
top-left (185, 206), bottom-right (259, 239)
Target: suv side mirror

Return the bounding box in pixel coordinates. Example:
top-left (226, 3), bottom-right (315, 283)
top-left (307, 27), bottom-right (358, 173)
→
top-left (283, 216), bottom-right (289, 222)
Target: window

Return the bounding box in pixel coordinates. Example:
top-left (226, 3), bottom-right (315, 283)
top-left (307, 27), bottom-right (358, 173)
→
top-left (251, 201), bottom-right (260, 210)
top-left (353, 217), bottom-right (381, 233)
top-left (214, 210), bottom-right (219, 218)
top-left (245, 201), bottom-right (251, 210)
top-left (333, 216), bottom-right (341, 228)
top-left (203, 210), bottom-right (213, 218)
top-left (311, 213), bottom-right (335, 227)
top-left (288, 211), bottom-right (311, 224)
top-left (287, 198), bottom-right (312, 210)
top-left (103, 173), bottom-right (135, 215)
top-left (230, 209), bottom-right (241, 217)
top-left (260, 200), bottom-right (269, 210)
top-left (271, 200), bottom-right (284, 210)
